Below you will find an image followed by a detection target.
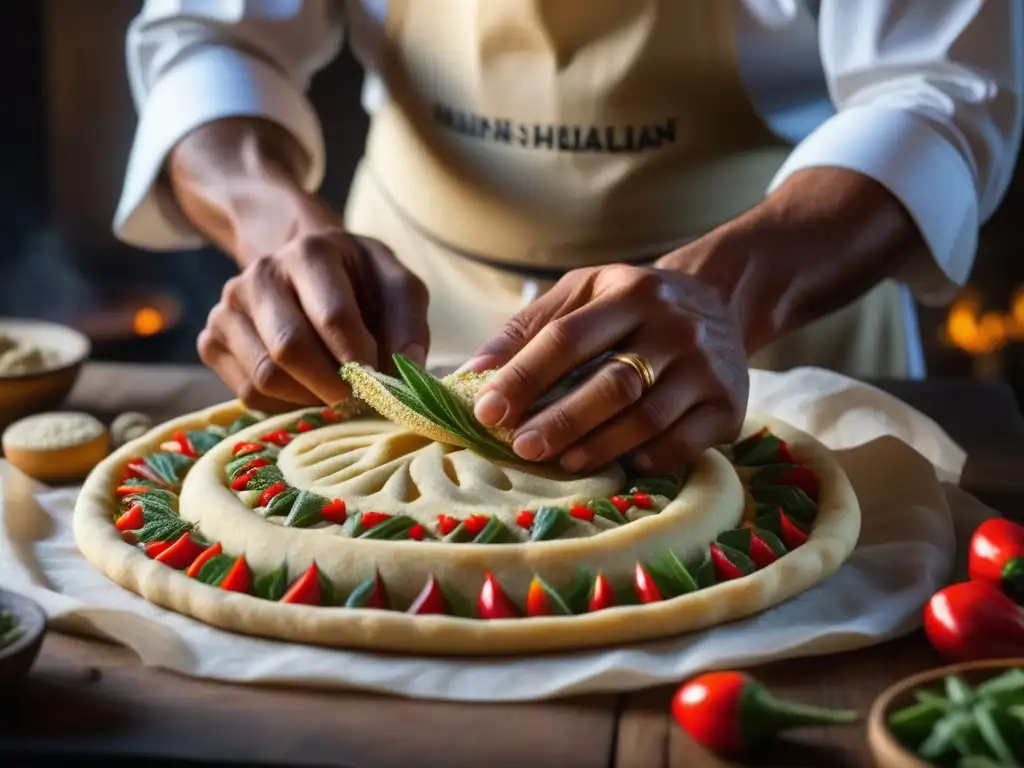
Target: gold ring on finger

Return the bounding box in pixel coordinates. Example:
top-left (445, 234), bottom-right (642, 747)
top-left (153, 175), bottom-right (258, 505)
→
top-left (609, 352), bottom-right (656, 393)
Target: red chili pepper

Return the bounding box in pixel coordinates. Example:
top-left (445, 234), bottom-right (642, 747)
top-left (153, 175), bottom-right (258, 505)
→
top-left (776, 465), bottom-right (819, 501)
top-left (219, 556), bottom-right (251, 593)
top-left (463, 515), bottom-right (489, 536)
top-left (569, 504), bottom-right (595, 522)
top-left (186, 542), bottom-right (223, 578)
top-left (748, 533), bottom-right (781, 568)
top-left (588, 572), bottom-right (617, 612)
top-left (155, 532), bottom-right (206, 570)
top-left (124, 458), bottom-right (168, 488)
top-left (258, 482), bottom-right (289, 507)
top-left (122, 531), bottom-right (138, 545)
top-left (361, 511), bottom-right (391, 530)
top-left (968, 517), bottom-right (1024, 603)
top-left (710, 543), bottom-right (746, 581)
top-left (281, 563), bottom-right (322, 605)
top-left (319, 407), bottom-right (340, 423)
top-left (173, 431), bottom-right (198, 458)
top-left (116, 484), bottom-right (151, 498)
top-left (115, 503), bottom-right (145, 531)
top-left (436, 514), bottom-right (459, 536)
top-left (143, 540), bottom-right (173, 558)
top-left (407, 574), bottom-right (448, 614)
top-left (477, 572), bottom-right (520, 619)
top-left (238, 457), bottom-right (271, 475)
top-left (672, 671), bottom-right (858, 753)
top-left (634, 563), bottom-right (663, 604)
top-left (610, 495), bottom-right (631, 514)
top-left (232, 441), bottom-right (264, 457)
top-left (516, 510), bottom-right (536, 529)
top-left (320, 499), bottom-right (348, 524)
top-left (773, 509), bottom-right (808, 549)
top-left (923, 580), bottom-right (1024, 663)
top-left (230, 467), bottom-right (260, 491)
top-left (347, 570), bottom-right (390, 609)
top-left (295, 419), bottom-right (314, 433)
top-left (408, 524), bottom-right (425, 541)
top-left (526, 577), bottom-right (551, 617)
top-left (632, 492), bottom-right (653, 509)
top-left (259, 429), bottom-right (292, 447)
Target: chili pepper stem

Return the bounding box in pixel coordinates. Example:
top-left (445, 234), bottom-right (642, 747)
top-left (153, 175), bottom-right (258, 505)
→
top-left (1002, 557), bottom-right (1024, 604)
top-left (742, 686), bottom-right (860, 743)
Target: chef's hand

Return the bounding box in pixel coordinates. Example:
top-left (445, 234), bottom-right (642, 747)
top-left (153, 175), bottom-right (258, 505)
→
top-left (463, 265), bottom-right (748, 474)
top-left (197, 224), bottom-right (430, 413)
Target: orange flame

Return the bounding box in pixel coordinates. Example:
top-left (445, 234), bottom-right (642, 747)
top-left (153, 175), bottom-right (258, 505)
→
top-left (133, 307), bottom-right (166, 337)
top-left (942, 287), bottom-right (1024, 356)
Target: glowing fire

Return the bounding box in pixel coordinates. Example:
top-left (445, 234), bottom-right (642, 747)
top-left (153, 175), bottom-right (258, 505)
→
top-left (133, 307), bottom-right (166, 337)
top-left (943, 286), bottom-right (1024, 356)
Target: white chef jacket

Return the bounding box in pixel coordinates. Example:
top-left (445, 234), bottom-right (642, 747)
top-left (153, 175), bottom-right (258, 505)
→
top-left (113, 0), bottom-right (1024, 379)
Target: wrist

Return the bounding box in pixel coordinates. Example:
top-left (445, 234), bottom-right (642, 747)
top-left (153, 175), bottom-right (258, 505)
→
top-left (167, 118), bottom-right (336, 268)
top-left (658, 168), bottom-right (919, 352)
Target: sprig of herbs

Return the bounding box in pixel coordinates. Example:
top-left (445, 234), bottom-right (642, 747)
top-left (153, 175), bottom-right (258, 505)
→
top-left (888, 669), bottom-right (1024, 767)
top-left (0, 610), bottom-right (21, 651)
top-left (347, 354), bottom-right (519, 462)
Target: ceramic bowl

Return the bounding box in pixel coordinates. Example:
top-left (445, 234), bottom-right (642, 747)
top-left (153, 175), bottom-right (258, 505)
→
top-left (0, 588), bottom-right (47, 690)
top-left (867, 658), bottom-right (1024, 767)
top-left (0, 318), bottom-right (90, 429)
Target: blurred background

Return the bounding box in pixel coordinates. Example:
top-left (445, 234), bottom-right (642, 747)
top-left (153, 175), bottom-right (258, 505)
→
top-left (2, 1), bottom-right (1022, 404)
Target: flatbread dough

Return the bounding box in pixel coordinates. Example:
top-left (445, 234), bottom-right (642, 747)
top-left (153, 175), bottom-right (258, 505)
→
top-left (73, 402), bottom-right (860, 655)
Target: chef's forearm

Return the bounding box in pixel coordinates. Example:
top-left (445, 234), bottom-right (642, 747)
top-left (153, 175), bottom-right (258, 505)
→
top-left (659, 168), bottom-right (920, 354)
top-left (166, 117), bottom-right (321, 268)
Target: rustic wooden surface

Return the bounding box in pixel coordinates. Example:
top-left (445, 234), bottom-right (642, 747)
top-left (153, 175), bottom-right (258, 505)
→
top-left (0, 364), bottom-right (1022, 768)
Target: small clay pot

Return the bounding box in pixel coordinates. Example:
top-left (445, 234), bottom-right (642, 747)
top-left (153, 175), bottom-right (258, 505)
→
top-left (0, 588), bottom-right (47, 690)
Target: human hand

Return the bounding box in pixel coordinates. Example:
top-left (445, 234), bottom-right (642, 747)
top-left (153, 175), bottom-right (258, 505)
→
top-left (462, 264), bottom-right (749, 474)
top-left (198, 221), bottom-right (429, 412)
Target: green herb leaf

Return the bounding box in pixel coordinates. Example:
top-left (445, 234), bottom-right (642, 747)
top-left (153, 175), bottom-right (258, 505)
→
top-left (564, 569), bottom-right (596, 614)
top-left (749, 485), bottom-right (818, 524)
top-left (244, 465), bottom-right (284, 491)
top-left (134, 516), bottom-right (192, 544)
top-left (263, 487), bottom-right (299, 518)
top-left (143, 452), bottom-right (195, 489)
top-left (945, 675), bottom-right (976, 706)
top-left (588, 498), bottom-right (628, 525)
top-left (972, 701), bottom-right (1019, 767)
top-left (196, 554), bottom-right (236, 586)
top-left (473, 516), bottom-right (513, 544)
top-left (254, 563), bottom-right (288, 601)
top-left (647, 550), bottom-right (699, 597)
top-left (226, 411), bottom-right (261, 435)
top-left (442, 522), bottom-right (471, 542)
top-left (530, 506), bottom-right (571, 541)
top-left (284, 490), bottom-right (328, 528)
top-left (359, 515), bottom-right (416, 539)
top-left (628, 476), bottom-right (680, 498)
top-left (185, 429), bottom-right (225, 456)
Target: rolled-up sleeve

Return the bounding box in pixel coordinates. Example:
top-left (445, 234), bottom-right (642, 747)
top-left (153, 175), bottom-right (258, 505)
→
top-left (115, 0), bottom-right (344, 250)
top-left (768, 0), bottom-right (1023, 305)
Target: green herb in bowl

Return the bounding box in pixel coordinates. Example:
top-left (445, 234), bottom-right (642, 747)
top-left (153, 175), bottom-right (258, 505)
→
top-left (0, 610), bottom-right (20, 651)
top-left (887, 668), bottom-right (1024, 767)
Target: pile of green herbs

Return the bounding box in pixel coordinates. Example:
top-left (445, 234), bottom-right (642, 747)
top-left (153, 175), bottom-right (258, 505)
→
top-left (888, 668), bottom-right (1024, 767)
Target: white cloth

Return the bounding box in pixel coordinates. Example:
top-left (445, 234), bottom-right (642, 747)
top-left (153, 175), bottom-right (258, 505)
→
top-left (0, 368), bottom-right (991, 702)
top-left (114, 0), bottom-right (1023, 310)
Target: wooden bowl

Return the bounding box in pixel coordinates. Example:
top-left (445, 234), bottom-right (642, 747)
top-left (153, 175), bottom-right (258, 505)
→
top-left (0, 588), bottom-right (47, 690)
top-left (0, 318), bottom-right (90, 429)
top-left (867, 658), bottom-right (1024, 767)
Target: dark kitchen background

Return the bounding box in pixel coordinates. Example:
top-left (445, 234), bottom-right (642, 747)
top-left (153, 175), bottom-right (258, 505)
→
top-left (2, 1), bottom-right (1022, 404)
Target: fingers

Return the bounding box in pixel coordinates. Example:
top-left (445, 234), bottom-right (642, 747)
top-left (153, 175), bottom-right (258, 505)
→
top-left (629, 401), bottom-right (741, 475)
top-left (197, 328), bottom-right (304, 413)
top-left (284, 233), bottom-right (379, 366)
top-left (240, 259), bottom-right (353, 404)
top-left (508, 350), bottom-right (681, 465)
top-left (474, 297), bottom-right (641, 430)
top-left (205, 298), bottom-right (321, 407)
top-left (358, 236), bottom-right (431, 368)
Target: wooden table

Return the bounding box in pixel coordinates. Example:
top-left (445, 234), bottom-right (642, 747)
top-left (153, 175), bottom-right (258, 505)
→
top-left (2, 364), bottom-right (1023, 768)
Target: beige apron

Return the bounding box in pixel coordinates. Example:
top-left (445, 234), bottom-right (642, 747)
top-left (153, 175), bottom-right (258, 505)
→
top-left (343, 0), bottom-right (910, 377)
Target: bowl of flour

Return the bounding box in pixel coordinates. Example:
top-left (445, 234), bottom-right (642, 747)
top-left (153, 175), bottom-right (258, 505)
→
top-left (0, 318), bottom-right (90, 427)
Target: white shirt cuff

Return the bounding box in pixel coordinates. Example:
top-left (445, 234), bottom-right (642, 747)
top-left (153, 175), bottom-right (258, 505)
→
top-left (114, 45), bottom-right (326, 251)
top-left (768, 105), bottom-right (979, 306)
